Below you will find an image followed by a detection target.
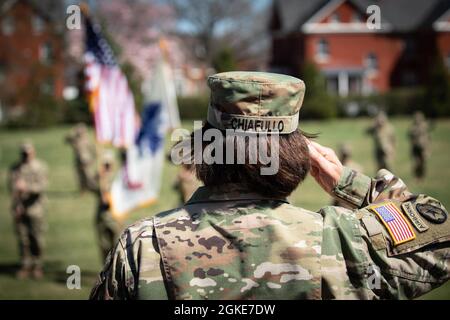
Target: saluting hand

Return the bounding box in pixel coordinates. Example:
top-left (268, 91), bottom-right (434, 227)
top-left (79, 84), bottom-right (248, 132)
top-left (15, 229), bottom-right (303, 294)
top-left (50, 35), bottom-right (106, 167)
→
top-left (307, 140), bottom-right (343, 195)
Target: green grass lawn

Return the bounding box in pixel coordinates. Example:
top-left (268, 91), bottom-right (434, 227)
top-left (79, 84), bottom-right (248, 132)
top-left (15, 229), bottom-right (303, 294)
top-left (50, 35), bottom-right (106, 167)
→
top-left (0, 117), bottom-right (449, 299)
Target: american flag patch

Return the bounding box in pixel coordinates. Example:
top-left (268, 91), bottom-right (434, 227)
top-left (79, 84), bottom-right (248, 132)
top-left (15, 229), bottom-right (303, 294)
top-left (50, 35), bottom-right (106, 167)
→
top-left (370, 202), bottom-right (416, 245)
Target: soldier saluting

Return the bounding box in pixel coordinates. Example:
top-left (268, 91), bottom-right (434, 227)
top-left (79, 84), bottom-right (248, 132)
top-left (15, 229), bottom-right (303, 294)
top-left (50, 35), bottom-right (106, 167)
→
top-left (8, 141), bottom-right (48, 279)
top-left (408, 111), bottom-right (431, 180)
top-left (65, 123), bottom-right (96, 193)
top-left (87, 151), bottom-right (121, 262)
top-left (367, 111), bottom-right (396, 171)
top-left (91, 72), bottom-right (449, 300)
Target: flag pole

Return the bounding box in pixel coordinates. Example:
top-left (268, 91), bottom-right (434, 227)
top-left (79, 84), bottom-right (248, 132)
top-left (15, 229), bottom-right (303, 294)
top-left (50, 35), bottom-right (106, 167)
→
top-left (157, 37), bottom-right (181, 132)
top-left (81, 2), bottom-right (118, 222)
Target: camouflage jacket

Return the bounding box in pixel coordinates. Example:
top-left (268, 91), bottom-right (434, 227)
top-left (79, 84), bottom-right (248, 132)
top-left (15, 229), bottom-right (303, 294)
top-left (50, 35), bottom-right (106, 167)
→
top-left (90, 167), bottom-right (450, 300)
top-left (369, 124), bottom-right (396, 155)
top-left (409, 121), bottom-right (430, 150)
top-left (66, 133), bottom-right (96, 166)
top-left (8, 159), bottom-right (48, 216)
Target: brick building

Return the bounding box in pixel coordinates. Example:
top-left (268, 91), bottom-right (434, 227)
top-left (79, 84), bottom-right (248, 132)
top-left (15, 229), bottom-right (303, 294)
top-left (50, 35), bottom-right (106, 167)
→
top-left (270, 0), bottom-right (450, 96)
top-left (0, 0), bottom-right (64, 111)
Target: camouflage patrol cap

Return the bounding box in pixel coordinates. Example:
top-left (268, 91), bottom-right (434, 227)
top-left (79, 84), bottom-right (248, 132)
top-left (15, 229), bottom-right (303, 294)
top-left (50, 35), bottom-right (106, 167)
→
top-left (20, 140), bottom-right (34, 153)
top-left (207, 71), bottom-right (305, 134)
top-left (101, 150), bottom-right (115, 165)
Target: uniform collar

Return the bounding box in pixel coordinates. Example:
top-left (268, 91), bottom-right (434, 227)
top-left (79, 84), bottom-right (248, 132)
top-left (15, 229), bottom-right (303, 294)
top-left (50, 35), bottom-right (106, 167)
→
top-left (186, 183), bottom-right (289, 205)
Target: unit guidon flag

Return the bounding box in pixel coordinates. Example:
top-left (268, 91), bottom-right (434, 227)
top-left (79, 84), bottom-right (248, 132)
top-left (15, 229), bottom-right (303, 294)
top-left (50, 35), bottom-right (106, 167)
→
top-left (370, 201), bottom-right (416, 245)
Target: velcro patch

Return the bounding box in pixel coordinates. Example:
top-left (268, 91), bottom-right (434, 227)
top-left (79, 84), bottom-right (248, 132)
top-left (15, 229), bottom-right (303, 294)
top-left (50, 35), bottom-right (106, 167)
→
top-left (369, 202), bottom-right (416, 246)
top-left (401, 201), bottom-right (429, 232)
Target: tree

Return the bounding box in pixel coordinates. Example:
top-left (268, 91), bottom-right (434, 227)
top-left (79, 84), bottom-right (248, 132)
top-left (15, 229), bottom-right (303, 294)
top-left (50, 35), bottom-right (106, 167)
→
top-left (96, 0), bottom-right (178, 78)
top-left (169, 0), bottom-right (269, 68)
top-left (299, 63), bottom-right (337, 119)
top-left (424, 56), bottom-right (450, 117)
top-left (212, 47), bottom-right (237, 73)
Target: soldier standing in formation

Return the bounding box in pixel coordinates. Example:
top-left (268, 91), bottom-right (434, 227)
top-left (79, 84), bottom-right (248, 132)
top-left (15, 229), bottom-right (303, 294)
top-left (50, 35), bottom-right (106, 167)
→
top-left (408, 111), bottom-right (430, 180)
top-left (65, 123), bottom-right (96, 193)
top-left (367, 111), bottom-right (396, 171)
top-left (89, 151), bottom-right (121, 262)
top-left (90, 72), bottom-right (449, 300)
top-left (8, 142), bottom-right (48, 279)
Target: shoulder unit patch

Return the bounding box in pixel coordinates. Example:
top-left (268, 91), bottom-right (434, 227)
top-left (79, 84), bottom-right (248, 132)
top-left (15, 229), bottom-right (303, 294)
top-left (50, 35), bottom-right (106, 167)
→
top-left (369, 201), bottom-right (416, 246)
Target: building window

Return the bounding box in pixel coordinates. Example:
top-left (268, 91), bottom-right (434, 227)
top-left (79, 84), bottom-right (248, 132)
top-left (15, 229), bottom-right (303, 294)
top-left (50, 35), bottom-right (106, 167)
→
top-left (365, 53), bottom-right (378, 71)
top-left (40, 42), bottom-right (53, 64)
top-left (326, 76), bottom-right (338, 94)
top-left (330, 13), bottom-right (340, 23)
top-left (349, 75), bottom-right (362, 94)
top-left (1, 16), bottom-right (15, 35)
top-left (316, 38), bottom-right (329, 61)
top-left (32, 15), bottom-right (45, 34)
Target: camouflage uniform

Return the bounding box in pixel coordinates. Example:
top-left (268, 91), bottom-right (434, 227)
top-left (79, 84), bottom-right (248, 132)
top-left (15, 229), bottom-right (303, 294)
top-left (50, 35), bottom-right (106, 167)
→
top-left (65, 123), bottom-right (96, 192)
top-left (333, 144), bottom-right (363, 209)
top-left (90, 72), bottom-right (449, 300)
top-left (408, 112), bottom-right (430, 179)
top-left (367, 112), bottom-right (396, 171)
top-left (8, 142), bottom-right (48, 278)
top-left (90, 152), bottom-right (121, 261)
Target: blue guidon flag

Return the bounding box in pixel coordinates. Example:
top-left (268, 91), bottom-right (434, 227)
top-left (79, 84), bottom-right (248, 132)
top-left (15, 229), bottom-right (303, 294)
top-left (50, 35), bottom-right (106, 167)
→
top-left (370, 202), bottom-right (416, 245)
top-left (109, 42), bottom-right (180, 218)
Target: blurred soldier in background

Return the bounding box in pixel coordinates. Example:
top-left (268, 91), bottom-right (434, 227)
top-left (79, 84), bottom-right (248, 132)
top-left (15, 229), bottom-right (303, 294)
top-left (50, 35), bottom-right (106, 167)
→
top-left (367, 111), bottom-right (396, 171)
top-left (65, 123), bottom-right (96, 193)
top-left (332, 144), bottom-right (363, 208)
top-left (408, 111), bottom-right (430, 180)
top-left (173, 163), bottom-right (201, 204)
top-left (337, 143), bottom-right (363, 173)
top-left (8, 142), bottom-right (48, 279)
top-left (90, 72), bottom-right (450, 300)
top-left (89, 151), bottom-right (121, 261)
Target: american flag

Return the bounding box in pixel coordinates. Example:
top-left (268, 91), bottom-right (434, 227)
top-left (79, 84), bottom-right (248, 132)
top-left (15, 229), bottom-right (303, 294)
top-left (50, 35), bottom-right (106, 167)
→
top-left (371, 202), bottom-right (416, 245)
top-left (84, 16), bottom-right (138, 147)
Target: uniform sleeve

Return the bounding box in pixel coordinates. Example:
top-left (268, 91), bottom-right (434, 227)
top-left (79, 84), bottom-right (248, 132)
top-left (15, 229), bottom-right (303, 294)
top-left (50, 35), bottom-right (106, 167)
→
top-left (86, 173), bottom-right (100, 193)
top-left (89, 238), bottom-right (133, 300)
top-left (90, 224), bottom-right (169, 300)
top-left (324, 168), bottom-right (450, 299)
top-left (332, 166), bottom-right (412, 209)
top-left (357, 207), bottom-right (449, 299)
top-left (79, 146), bottom-right (95, 165)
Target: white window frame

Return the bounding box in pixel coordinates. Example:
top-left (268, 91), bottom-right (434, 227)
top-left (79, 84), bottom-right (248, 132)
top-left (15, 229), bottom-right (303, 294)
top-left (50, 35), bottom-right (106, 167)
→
top-left (365, 52), bottom-right (378, 73)
top-left (39, 42), bottom-right (53, 64)
top-left (316, 38), bottom-right (330, 62)
top-left (32, 15), bottom-right (45, 35)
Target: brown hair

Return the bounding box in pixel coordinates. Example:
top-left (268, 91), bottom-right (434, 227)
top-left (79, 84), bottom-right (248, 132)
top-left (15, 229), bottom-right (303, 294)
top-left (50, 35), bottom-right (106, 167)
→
top-left (184, 122), bottom-right (311, 198)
